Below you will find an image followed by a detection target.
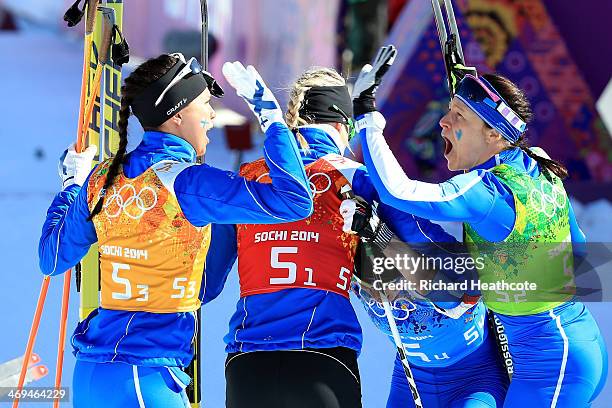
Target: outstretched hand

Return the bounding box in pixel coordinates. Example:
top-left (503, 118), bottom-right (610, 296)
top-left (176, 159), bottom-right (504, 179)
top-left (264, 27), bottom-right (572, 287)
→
top-left (222, 61), bottom-right (284, 133)
top-left (352, 45), bottom-right (397, 117)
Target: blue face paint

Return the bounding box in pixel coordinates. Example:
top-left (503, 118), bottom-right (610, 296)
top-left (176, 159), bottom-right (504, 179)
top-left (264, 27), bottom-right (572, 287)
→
top-left (200, 119), bottom-right (209, 128)
top-left (455, 129), bottom-right (463, 141)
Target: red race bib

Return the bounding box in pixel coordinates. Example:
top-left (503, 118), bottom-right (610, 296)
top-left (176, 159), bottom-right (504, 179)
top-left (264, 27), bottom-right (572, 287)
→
top-left (237, 154), bottom-right (361, 298)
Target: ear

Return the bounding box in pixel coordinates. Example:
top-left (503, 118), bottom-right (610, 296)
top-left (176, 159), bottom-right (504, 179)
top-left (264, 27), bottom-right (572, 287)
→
top-left (485, 127), bottom-right (503, 144)
top-left (170, 112), bottom-right (183, 126)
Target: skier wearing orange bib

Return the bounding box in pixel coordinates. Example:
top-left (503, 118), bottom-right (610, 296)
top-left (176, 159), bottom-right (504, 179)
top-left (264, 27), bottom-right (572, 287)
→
top-left (38, 55), bottom-right (312, 407)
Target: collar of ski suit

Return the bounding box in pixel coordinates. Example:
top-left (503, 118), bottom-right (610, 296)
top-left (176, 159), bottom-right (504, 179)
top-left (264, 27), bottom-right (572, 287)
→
top-left (123, 131), bottom-right (197, 178)
top-left (297, 125), bottom-right (343, 164)
top-left (470, 147), bottom-right (539, 176)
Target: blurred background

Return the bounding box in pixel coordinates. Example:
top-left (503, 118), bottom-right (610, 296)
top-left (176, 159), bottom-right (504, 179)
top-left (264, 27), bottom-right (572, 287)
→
top-left (0, 0), bottom-right (610, 406)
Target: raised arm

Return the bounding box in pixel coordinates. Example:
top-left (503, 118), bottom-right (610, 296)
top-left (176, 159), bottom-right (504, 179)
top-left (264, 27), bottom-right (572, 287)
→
top-left (39, 146), bottom-right (98, 276)
top-left (358, 112), bottom-right (497, 223)
top-left (351, 166), bottom-right (458, 244)
top-left (351, 45), bottom-right (496, 225)
top-left (175, 121), bottom-right (312, 226)
top-left (175, 61), bottom-right (313, 226)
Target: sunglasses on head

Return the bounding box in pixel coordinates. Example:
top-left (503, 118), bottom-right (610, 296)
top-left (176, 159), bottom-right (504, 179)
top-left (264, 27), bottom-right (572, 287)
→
top-left (456, 74), bottom-right (526, 133)
top-left (155, 53), bottom-right (222, 107)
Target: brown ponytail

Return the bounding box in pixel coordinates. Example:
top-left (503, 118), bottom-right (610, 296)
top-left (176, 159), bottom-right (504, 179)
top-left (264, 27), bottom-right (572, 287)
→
top-left (482, 73), bottom-right (569, 179)
top-left (88, 54), bottom-right (178, 220)
top-left (513, 138), bottom-right (569, 179)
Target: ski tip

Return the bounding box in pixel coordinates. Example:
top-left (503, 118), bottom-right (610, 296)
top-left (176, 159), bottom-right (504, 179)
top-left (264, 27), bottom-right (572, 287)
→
top-left (31, 365), bottom-right (49, 380)
top-left (30, 353), bottom-right (41, 365)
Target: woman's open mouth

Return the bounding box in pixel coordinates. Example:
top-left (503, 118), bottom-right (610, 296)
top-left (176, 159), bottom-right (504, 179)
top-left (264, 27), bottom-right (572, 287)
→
top-left (443, 136), bottom-right (453, 156)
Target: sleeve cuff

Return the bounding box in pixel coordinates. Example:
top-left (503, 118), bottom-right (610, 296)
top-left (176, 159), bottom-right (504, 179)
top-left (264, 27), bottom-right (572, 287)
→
top-left (356, 111), bottom-right (386, 132)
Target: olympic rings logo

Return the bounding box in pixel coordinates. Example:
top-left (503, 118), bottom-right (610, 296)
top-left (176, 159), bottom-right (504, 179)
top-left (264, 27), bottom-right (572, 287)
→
top-left (104, 184), bottom-right (158, 219)
top-left (528, 180), bottom-right (566, 218)
top-left (255, 172), bottom-right (332, 195)
top-left (366, 295), bottom-right (416, 321)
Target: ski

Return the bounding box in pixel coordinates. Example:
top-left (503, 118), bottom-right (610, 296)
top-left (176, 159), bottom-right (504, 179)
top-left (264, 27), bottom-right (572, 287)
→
top-left (0, 354), bottom-right (42, 382)
top-left (78, 0), bottom-right (127, 321)
top-left (0, 365), bottom-right (49, 390)
top-left (487, 310), bottom-right (514, 380)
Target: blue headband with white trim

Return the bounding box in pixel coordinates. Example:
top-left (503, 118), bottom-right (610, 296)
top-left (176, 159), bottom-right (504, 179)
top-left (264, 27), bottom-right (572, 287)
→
top-left (455, 74), bottom-right (527, 143)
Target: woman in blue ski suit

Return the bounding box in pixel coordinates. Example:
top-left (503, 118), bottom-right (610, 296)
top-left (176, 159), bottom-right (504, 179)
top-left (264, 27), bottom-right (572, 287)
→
top-left (38, 55), bottom-right (312, 407)
top-left (356, 45), bottom-right (607, 407)
top-left (349, 227), bottom-right (510, 408)
top-left (336, 45), bottom-right (510, 408)
top-left (207, 65), bottom-right (507, 408)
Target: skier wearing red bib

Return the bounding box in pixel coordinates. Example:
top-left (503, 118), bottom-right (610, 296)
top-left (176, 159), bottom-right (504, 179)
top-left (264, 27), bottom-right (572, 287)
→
top-left (205, 66), bottom-right (456, 408)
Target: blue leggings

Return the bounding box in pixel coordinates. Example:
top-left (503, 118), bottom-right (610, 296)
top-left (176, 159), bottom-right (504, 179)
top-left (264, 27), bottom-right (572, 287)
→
top-left (500, 302), bottom-right (608, 407)
top-left (73, 360), bottom-right (191, 408)
top-left (387, 331), bottom-right (509, 407)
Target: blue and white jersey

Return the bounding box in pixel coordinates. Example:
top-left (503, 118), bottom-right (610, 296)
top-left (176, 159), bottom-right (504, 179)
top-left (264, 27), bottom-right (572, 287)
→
top-left (353, 282), bottom-right (488, 368)
top-left (357, 111), bottom-right (585, 246)
top-left (38, 123), bottom-right (312, 368)
top-left (210, 125), bottom-right (487, 360)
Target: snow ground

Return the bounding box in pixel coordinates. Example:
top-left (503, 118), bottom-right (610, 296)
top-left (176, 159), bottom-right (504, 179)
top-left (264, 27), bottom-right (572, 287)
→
top-left (0, 30), bottom-right (611, 407)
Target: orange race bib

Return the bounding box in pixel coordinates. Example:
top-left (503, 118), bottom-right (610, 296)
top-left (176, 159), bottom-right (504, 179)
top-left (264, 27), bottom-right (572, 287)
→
top-left (237, 154), bottom-right (361, 298)
top-left (87, 160), bottom-right (211, 313)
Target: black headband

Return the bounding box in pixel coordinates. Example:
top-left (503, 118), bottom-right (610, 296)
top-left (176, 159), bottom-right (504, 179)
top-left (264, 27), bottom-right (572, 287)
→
top-left (298, 85), bottom-right (353, 124)
top-left (131, 58), bottom-right (223, 128)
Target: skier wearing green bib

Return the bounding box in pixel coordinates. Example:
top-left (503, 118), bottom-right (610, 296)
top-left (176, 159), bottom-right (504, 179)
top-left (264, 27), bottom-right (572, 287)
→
top-left (357, 72), bottom-right (607, 407)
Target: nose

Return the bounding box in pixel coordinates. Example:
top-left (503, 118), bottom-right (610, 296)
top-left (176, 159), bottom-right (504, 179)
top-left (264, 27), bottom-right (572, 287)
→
top-left (439, 111), bottom-right (451, 131)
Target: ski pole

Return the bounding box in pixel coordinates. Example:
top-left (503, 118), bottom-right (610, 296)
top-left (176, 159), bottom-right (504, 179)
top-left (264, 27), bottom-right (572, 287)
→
top-left (13, 3), bottom-right (103, 407)
top-left (12, 276), bottom-right (51, 408)
top-left (362, 198), bottom-right (424, 408)
top-left (378, 289), bottom-right (424, 408)
top-left (51, 4), bottom-right (105, 406)
top-left (53, 273), bottom-right (71, 408)
top-left (201, 0), bottom-right (208, 71)
top-left (346, 190), bottom-right (424, 408)
top-left (186, 4), bottom-right (208, 407)
top-left (67, 0), bottom-right (101, 158)
top-left (430, 0), bottom-right (476, 96)
top-left (79, 11), bottom-right (114, 148)
top-left (196, 0), bottom-right (209, 169)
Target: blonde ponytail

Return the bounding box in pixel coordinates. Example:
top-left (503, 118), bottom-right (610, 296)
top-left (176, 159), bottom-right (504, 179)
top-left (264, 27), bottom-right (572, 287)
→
top-left (285, 67), bottom-right (346, 150)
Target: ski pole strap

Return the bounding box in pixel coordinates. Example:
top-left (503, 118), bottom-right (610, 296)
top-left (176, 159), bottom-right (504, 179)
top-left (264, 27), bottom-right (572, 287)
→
top-left (63, 0), bottom-right (88, 27)
top-left (111, 25), bottom-right (129, 66)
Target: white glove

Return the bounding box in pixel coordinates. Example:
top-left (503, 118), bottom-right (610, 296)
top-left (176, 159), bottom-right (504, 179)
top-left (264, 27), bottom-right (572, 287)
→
top-left (58, 144), bottom-right (97, 188)
top-left (339, 197), bottom-right (380, 240)
top-left (339, 199), bottom-right (359, 233)
top-left (352, 45), bottom-right (397, 100)
top-left (222, 61), bottom-right (284, 133)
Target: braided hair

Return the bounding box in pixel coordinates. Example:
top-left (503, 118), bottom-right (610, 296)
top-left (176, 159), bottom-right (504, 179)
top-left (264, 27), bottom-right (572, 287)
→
top-left (285, 67), bottom-right (346, 149)
top-left (482, 73), bottom-right (569, 179)
top-left (88, 54), bottom-right (179, 220)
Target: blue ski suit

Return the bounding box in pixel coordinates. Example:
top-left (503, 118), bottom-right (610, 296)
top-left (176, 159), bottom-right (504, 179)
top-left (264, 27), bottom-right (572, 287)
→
top-left (358, 111), bottom-right (608, 407)
top-left (209, 125), bottom-right (508, 406)
top-left (38, 124), bottom-right (313, 407)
